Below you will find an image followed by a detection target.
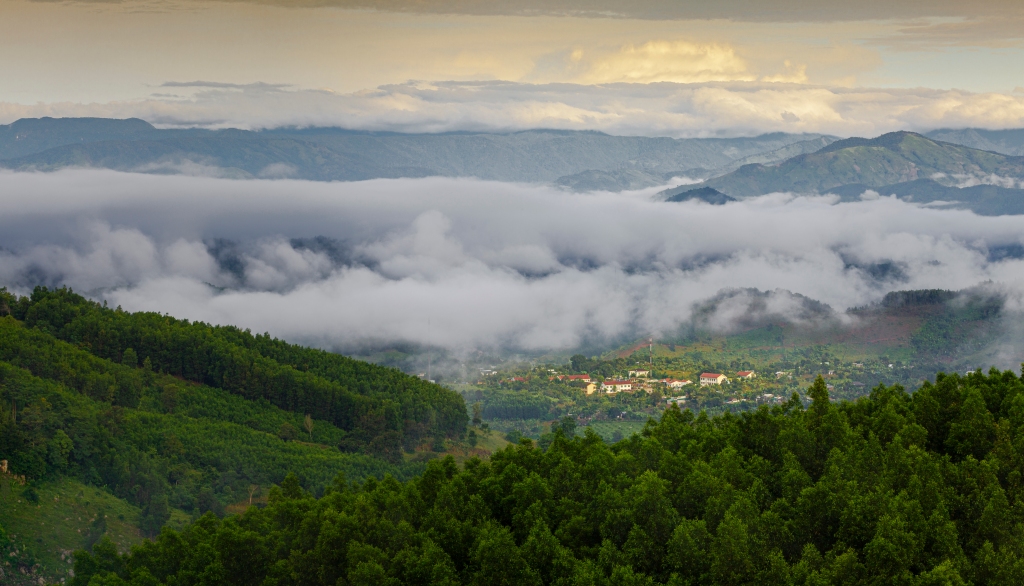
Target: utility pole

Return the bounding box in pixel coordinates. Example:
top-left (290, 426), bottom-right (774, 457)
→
top-left (427, 318), bottom-right (431, 382)
top-left (649, 338), bottom-right (653, 366)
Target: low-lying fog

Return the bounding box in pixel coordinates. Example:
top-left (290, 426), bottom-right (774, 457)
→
top-left (2, 170), bottom-right (1024, 365)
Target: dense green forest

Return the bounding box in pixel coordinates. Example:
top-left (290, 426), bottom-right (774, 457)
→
top-left (71, 368), bottom-right (1024, 585)
top-left (2, 287), bottom-right (467, 455)
top-left (0, 286), bottom-right (467, 548)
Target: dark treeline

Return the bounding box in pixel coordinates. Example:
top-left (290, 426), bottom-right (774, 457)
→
top-left (3, 287), bottom-right (467, 453)
top-left (465, 389), bottom-right (553, 420)
top-left (73, 369), bottom-right (1024, 585)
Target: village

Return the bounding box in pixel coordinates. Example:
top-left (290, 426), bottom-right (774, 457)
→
top-left (543, 367), bottom-right (768, 401)
top-left (492, 360), bottom-right (786, 404)
top-left (454, 336), bottom-right (926, 443)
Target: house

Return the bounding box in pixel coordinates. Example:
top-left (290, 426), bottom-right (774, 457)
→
top-left (662, 379), bottom-right (692, 389)
top-left (628, 369), bottom-right (651, 378)
top-left (736, 371), bottom-right (756, 379)
top-left (601, 380), bottom-right (633, 393)
top-left (699, 373), bottom-right (728, 386)
top-left (553, 374), bottom-right (592, 382)
top-left (581, 382), bottom-right (597, 395)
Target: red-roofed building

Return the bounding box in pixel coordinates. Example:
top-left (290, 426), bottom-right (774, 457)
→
top-left (736, 371), bottom-right (756, 379)
top-left (601, 380), bottom-right (633, 393)
top-left (700, 373), bottom-right (728, 386)
top-left (554, 374), bottom-right (592, 382)
top-left (662, 379), bottom-right (692, 389)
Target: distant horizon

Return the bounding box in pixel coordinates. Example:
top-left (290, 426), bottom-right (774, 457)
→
top-left (7, 114), bottom-right (1024, 141)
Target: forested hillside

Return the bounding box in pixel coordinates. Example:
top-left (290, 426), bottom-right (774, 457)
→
top-left (0, 286), bottom-right (469, 580)
top-left (3, 287), bottom-right (467, 455)
top-left (71, 369), bottom-right (1024, 585)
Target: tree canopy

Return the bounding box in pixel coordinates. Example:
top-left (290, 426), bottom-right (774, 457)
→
top-left (70, 368), bottom-right (1024, 585)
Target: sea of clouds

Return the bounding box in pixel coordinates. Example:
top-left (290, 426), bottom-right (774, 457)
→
top-left (2, 169), bottom-right (1024, 362)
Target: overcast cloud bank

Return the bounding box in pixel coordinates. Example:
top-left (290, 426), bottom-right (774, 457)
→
top-left (2, 170), bottom-right (1024, 360)
top-left (3, 81), bottom-right (1024, 137)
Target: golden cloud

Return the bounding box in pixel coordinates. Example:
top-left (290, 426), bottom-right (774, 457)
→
top-left (572, 41), bottom-right (756, 84)
top-left (759, 60), bottom-right (808, 84)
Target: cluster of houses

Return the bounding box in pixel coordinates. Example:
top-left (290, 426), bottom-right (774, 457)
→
top-left (598, 369), bottom-right (757, 395)
top-left (698, 370), bottom-right (756, 386)
top-left (600, 369), bottom-right (655, 394)
top-left (502, 368), bottom-right (757, 396)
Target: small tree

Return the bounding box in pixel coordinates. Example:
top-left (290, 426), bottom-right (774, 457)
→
top-left (472, 402), bottom-right (483, 427)
top-left (303, 414), bottom-right (314, 441)
top-left (278, 422), bottom-right (298, 442)
top-left (121, 348), bottom-right (138, 369)
top-left (556, 416), bottom-right (576, 437)
top-left (432, 435), bottom-right (446, 452)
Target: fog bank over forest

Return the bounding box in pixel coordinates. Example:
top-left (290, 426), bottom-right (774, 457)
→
top-left (2, 169), bottom-right (1024, 363)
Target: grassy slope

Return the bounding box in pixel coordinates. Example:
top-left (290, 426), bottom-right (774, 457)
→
top-left (0, 478), bottom-right (190, 585)
top-left (399, 426), bottom-right (510, 468)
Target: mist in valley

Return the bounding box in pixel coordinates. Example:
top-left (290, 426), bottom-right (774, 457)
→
top-left (1, 169), bottom-right (1023, 372)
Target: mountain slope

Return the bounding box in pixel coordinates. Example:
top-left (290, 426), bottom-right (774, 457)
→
top-left (0, 117), bottom-right (831, 185)
top-left (926, 127), bottom-right (1024, 156)
top-left (0, 117), bottom-right (161, 160)
top-left (827, 179), bottom-right (1024, 215)
top-left (700, 131), bottom-right (1024, 197)
top-left (7, 287), bottom-right (468, 454)
top-left (0, 313), bottom-right (425, 582)
top-left (554, 135), bottom-right (839, 191)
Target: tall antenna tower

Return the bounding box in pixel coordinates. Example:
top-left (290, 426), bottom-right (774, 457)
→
top-left (427, 318), bottom-right (431, 382)
top-left (649, 337), bottom-right (653, 366)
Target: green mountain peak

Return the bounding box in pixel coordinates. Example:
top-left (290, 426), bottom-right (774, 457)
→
top-left (699, 130), bottom-right (1024, 197)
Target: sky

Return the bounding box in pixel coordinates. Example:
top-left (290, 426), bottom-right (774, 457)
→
top-left (3, 1), bottom-right (1024, 363)
top-left (2, 0), bottom-right (1024, 136)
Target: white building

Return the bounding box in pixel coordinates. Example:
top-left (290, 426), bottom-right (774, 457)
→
top-left (662, 379), bottom-right (692, 389)
top-left (602, 380), bottom-right (633, 393)
top-left (699, 373), bottom-right (728, 386)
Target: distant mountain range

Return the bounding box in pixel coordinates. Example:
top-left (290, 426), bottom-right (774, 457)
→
top-left (5, 118), bottom-right (1024, 213)
top-left (0, 117), bottom-right (831, 186)
top-left (662, 131), bottom-right (1024, 215)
